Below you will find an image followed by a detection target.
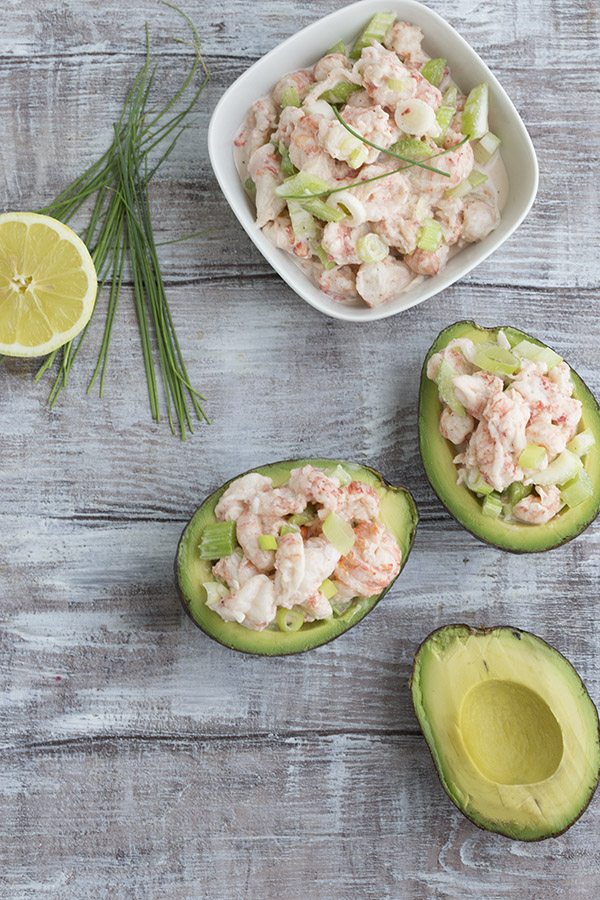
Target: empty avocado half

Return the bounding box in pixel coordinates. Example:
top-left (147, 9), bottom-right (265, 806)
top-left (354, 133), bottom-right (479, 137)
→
top-left (419, 321), bottom-right (600, 552)
top-left (411, 625), bottom-right (600, 840)
top-left (176, 458), bottom-right (418, 655)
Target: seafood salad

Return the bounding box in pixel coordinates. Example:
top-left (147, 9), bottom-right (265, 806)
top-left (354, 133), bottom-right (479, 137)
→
top-left (427, 333), bottom-right (596, 525)
top-left (234, 11), bottom-right (505, 308)
top-left (201, 464), bottom-right (402, 631)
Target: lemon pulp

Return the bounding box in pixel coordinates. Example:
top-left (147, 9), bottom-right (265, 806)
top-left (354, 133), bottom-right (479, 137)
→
top-left (0, 212), bottom-right (97, 357)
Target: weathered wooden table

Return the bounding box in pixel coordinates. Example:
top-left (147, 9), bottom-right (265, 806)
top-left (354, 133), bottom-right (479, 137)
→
top-left (1, 1), bottom-right (599, 897)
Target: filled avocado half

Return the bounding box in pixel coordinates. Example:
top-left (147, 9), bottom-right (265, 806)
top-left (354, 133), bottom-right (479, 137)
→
top-left (419, 321), bottom-right (600, 552)
top-left (411, 624), bottom-right (600, 841)
top-left (176, 458), bottom-right (418, 655)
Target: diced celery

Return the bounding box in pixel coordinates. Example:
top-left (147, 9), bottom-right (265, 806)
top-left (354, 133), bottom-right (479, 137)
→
top-left (312, 241), bottom-right (336, 270)
top-left (466, 469), bottom-right (495, 496)
top-left (276, 606), bottom-right (305, 632)
top-left (414, 196), bottom-right (430, 222)
top-left (532, 450), bottom-right (583, 486)
top-left (561, 470), bottom-right (594, 509)
top-left (443, 85), bottom-right (458, 107)
top-left (203, 581), bottom-right (229, 610)
top-left (416, 218), bottom-right (443, 252)
top-left (357, 233), bottom-right (389, 263)
top-left (468, 170), bottom-right (488, 189)
top-left (567, 430), bottom-right (596, 457)
top-left (198, 521), bottom-right (238, 560)
top-left (504, 482), bottom-right (532, 505)
top-left (421, 57), bottom-right (446, 88)
top-left (244, 177), bottom-right (256, 200)
top-left (512, 339), bottom-right (562, 371)
top-left (326, 40), bottom-right (346, 56)
top-left (324, 464), bottom-right (353, 486)
top-left (482, 492), bottom-right (503, 518)
top-left (350, 11), bottom-right (396, 60)
top-left (389, 138), bottom-right (432, 160)
top-left (298, 197), bottom-right (345, 222)
top-left (387, 76), bottom-right (413, 94)
top-left (437, 358), bottom-right (466, 416)
top-left (276, 171), bottom-right (332, 199)
top-left (288, 507), bottom-right (317, 527)
top-left (473, 342), bottom-right (520, 376)
top-left (280, 524), bottom-right (300, 536)
top-left (462, 82), bottom-right (489, 140)
top-left (347, 145), bottom-right (369, 169)
top-left (258, 534), bottom-right (278, 551)
top-left (280, 85), bottom-right (301, 108)
top-left (435, 105), bottom-right (455, 141)
top-left (287, 201), bottom-right (318, 242)
top-left (323, 511), bottom-right (355, 556)
top-left (319, 81), bottom-right (362, 104)
top-left (277, 141), bottom-right (296, 177)
top-left (519, 444), bottom-right (548, 472)
top-left (332, 598), bottom-right (354, 617)
top-left (320, 578), bottom-right (338, 600)
top-left (473, 131), bottom-right (501, 165)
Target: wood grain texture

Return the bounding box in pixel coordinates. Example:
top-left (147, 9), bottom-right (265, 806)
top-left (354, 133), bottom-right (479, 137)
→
top-left (1, 1), bottom-right (599, 897)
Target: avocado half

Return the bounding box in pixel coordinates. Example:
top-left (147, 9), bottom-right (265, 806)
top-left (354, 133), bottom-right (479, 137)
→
top-left (176, 458), bottom-right (419, 655)
top-left (419, 321), bottom-right (600, 552)
top-left (411, 624), bottom-right (600, 841)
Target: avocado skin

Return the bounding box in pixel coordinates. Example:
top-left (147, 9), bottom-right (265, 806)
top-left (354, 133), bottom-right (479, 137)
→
top-left (418, 320), bottom-right (600, 553)
top-left (410, 624), bottom-right (600, 841)
top-left (175, 458), bottom-right (419, 656)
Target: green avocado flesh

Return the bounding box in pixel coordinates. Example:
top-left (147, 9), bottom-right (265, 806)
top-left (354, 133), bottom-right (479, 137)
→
top-left (419, 321), bottom-right (600, 552)
top-left (176, 458), bottom-right (418, 655)
top-left (411, 625), bottom-right (600, 841)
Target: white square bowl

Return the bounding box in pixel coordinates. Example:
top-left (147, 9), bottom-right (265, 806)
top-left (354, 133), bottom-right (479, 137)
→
top-left (208, 0), bottom-right (538, 322)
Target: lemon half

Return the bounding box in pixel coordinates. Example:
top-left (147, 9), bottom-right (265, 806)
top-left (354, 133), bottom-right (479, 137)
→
top-left (0, 212), bottom-right (97, 357)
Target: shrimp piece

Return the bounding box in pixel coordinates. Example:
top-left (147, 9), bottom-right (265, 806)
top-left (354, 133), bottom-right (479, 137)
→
top-left (289, 115), bottom-right (345, 181)
top-left (274, 531), bottom-right (306, 608)
top-left (513, 486), bottom-right (562, 525)
top-left (335, 521), bottom-right (401, 597)
top-left (233, 96), bottom-right (278, 183)
top-left (453, 372), bottom-right (504, 419)
top-left (384, 21), bottom-right (427, 66)
top-left (353, 42), bottom-right (416, 106)
top-left (251, 487), bottom-right (306, 518)
top-left (345, 89), bottom-right (373, 109)
top-left (292, 537), bottom-right (341, 606)
top-left (318, 265), bottom-right (360, 303)
top-left (248, 144), bottom-right (286, 228)
top-left (461, 193), bottom-right (500, 243)
top-left (548, 361), bottom-right (574, 394)
top-left (404, 243), bottom-right (450, 277)
top-left (426, 338), bottom-right (477, 381)
top-left (212, 551), bottom-right (259, 592)
top-left (272, 105), bottom-right (305, 147)
top-left (351, 163), bottom-right (411, 220)
top-left (356, 257), bottom-right (413, 306)
top-left (301, 591), bottom-right (333, 622)
top-left (262, 214), bottom-right (312, 259)
top-left (321, 222), bottom-right (369, 265)
top-left (337, 104), bottom-right (398, 161)
top-left (512, 366), bottom-right (582, 439)
top-left (287, 465), bottom-right (342, 509)
top-left (236, 511), bottom-right (281, 573)
top-left (372, 212), bottom-right (420, 255)
top-left (336, 481), bottom-right (381, 523)
top-left (411, 70), bottom-right (443, 110)
top-left (313, 53), bottom-right (352, 81)
top-left (409, 138), bottom-right (474, 193)
top-left (272, 69), bottom-right (315, 106)
top-left (525, 413), bottom-right (571, 458)
top-left (214, 575), bottom-right (276, 630)
top-left (215, 473), bottom-right (273, 521)
top-left (464, 390), bottom-right (530, 492)
top-left (434, 195), bottom-right (464, 245)
top-left (440, 406), bottom-right (475, 444)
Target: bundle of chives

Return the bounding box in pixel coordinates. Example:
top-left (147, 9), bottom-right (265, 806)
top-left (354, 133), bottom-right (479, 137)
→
top-left (35, 3), bottom-right (210, 439)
